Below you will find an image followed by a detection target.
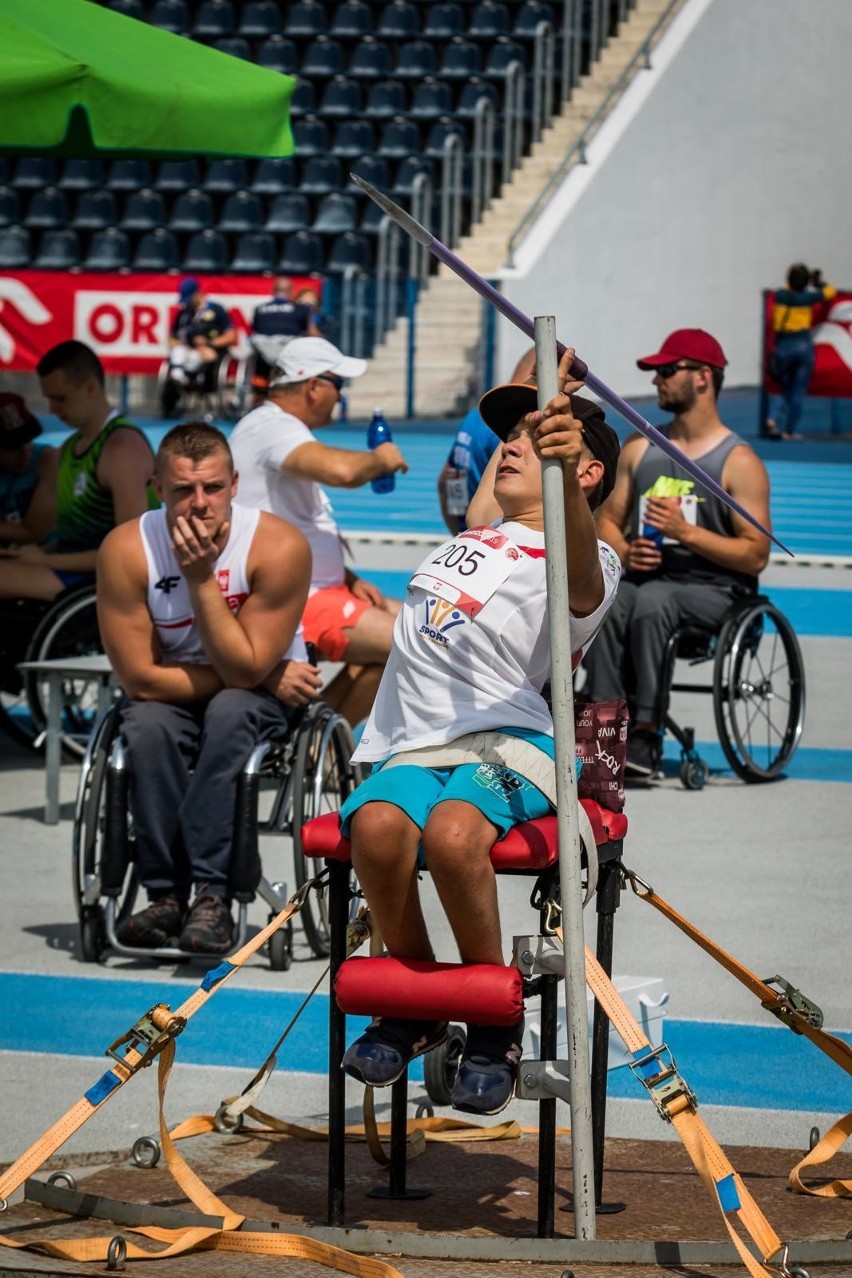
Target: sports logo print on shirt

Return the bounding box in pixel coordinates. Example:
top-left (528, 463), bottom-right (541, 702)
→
top-left (418, 596), bottom-right (466, 647)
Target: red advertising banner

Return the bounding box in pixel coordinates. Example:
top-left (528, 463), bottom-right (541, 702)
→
top-left (763, 288), bottom-right (852, 397)
top-left (0, 272), bottom-right (319, 374)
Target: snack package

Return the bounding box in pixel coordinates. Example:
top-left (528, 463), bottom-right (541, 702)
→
top-left (574, 698), bottom-right (629, 813)
top-left (640, 475), bottom-right (700, 546)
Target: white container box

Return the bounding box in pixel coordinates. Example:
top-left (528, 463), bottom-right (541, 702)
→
top-left (522, 975), bottom-right (669, 1071)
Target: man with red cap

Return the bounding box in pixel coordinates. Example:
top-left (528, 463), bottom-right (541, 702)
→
top-left (581, 328), bottom-right (771, 777)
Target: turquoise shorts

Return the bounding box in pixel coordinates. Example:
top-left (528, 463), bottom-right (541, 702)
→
top-left (338, 761), bottom-right (552, 844)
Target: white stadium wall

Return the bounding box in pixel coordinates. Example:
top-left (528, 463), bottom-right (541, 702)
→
top-left (498, 0), bottom-right (852, 400)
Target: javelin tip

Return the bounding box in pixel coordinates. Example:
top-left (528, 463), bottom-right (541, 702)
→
top-left (349, 174), bottom-right (434, 247)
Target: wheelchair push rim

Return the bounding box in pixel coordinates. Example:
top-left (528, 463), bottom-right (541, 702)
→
top-left (24, 584), bottom-right (105, 761)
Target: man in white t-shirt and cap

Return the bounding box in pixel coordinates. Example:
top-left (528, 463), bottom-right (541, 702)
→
top-left (229, 337), bottom-right (409, 726)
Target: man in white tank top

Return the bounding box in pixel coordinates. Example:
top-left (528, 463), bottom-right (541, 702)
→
top-left (97, 422), bottom-right (316, 955)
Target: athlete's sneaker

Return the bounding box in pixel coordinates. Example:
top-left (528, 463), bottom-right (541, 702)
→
top-left (115, 896), bottom-right (186, 949)
top-left (451, 1019), bottom-right (524, 1116)
top-left (625, 729), bottom-right (661, 778)
top-left (342, 1017), bottom-right (449, 1087)
top-left (177, 891), bottom-right (234, 955)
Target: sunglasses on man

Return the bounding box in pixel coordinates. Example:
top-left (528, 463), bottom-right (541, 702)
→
top-left (316, 372), bottom-right (346, 393)
top-left (654, 361), bottom-right (705, 379)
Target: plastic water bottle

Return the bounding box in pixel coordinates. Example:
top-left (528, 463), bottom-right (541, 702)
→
top-left (367, 407), bottom-right (395, 494)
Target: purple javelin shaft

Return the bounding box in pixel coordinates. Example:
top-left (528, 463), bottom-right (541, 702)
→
top-left (351, 174), bottom-right (790, 556)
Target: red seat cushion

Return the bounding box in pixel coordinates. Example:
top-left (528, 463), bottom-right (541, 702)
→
top-left (335, 956), bottom-right (524, 1026)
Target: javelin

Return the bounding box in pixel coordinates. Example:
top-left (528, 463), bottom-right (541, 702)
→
top-left (351, 175), bottom-right (791, 557)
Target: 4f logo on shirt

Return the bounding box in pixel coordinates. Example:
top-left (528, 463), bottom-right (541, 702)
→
top-left (73, 474), bottom-right (87, 497)
top-left (155, 575), bottom-right (181, 593)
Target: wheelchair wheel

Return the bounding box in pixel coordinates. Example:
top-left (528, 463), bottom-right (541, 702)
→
top-left (72, 704), bottom-right (124, 959)
top-left (713, 600), bottom-right (805, 782)
top-left (423, 1024), bottom-right (466, 1106)
top-left (23, 584), bottom-right (104, 760)
top-left (291, 705), bottom-right (360, 958)
top-left (217, 349), bottom-right (250, 421)
top-left (0, 597), bottom-right (52, 749)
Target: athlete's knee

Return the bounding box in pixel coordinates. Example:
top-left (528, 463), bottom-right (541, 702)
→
top-left (350, 802), bottom-right (412, 868)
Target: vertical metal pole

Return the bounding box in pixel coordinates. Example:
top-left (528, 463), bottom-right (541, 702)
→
top-left (535, 314), bottom-right (596, 1240)
top-left (405, 277), bottom-right (418, 419)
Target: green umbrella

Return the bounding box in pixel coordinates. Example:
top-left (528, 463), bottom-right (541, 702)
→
top-left (1, 0), bottom-right (295, 158)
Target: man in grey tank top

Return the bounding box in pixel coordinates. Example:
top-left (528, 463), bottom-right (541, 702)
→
top-left (581, 329), bottom-right (772, 777)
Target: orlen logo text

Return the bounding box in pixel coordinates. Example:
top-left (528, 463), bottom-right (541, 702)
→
top-left (73, 292), bottom-right (261, 358)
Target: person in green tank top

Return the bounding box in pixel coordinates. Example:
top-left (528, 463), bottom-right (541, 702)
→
top-left (0, 340), bottom-right (158, 602)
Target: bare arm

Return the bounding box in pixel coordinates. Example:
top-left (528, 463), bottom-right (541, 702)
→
top-left (282, 438), bottom-right (408, 489)
top-left (98, 428), bottom-right (157, 527)
top-left (594, 435), bottom-right (645, 564)
top-left (465, 445), bottom-right (501, 527)
top-left (0, 447), bottom-right (58, 544)
top-left (437, 461), bottom-right (462, 534)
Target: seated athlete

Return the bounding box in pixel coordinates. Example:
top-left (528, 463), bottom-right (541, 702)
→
top-left (338, 348), bottom-right (621, 1115)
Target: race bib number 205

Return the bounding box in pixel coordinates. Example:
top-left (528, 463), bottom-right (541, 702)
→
top-left (409, 527), bottom-right (522, 619)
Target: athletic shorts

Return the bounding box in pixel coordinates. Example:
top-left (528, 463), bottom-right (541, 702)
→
top-left (302, 585), bottom-right (372, 662)
top-left (338, 761), bottom-right (552, 845)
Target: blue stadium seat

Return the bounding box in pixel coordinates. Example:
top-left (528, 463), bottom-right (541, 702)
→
top-left (258, 36), bottom-right (298, 74)
top-left (132, 228), bottom-right (180, 271)
top-left (377, 115), bottom-right (421, 158)
top-left (482, 37), bottom-right (527, 77)
top-left (293, 115), bottom-right (331, 157)
top-left (318, 76), bottom-right (363, 118)
top-left (219, 190), bottom-right (264, 233)
top-left (213, 36), bottom-right (252, 60)
top-left (156, 158), bottom-right (201, 191)
top-left (120, 188), bottom-right (167, 231)
top-left (298, 155), bottom-right (343, 195)
top-left (237, 0), bottom-right (281, 38)
top-left (391, 155), bottom-right (435, 195)
top-left (12, 157), bottom-right (55, 190)
top-left (439, 38), bottom-right (481, 79)
top-left (513, 0), bottom-right (555, 38)
top-left (325, 231), bottom-right (372, 274)
top-left (394, 40), bottom-right (438, 78)
top-left (251, 157), bottom-right (297, 194)
top-left (363, 80), bottom-right (407, 119)
top-left (264, 192), bottom-right (310, 234)
top-left (348, 36), bottom-right (393, 80)
top-left (71, 189), bottom-right (118, 231)
top-left (409, 78), bottom-right (453, 119)
top-left (84, 228), bottom-right (130, 271)
top-left (0, 160), bottom-right (8, 185)
top-left (332, 119), bottom-right (375, 158)
top-left (231, 231), bottom-right (276, 272)
top-left (330, 0), bottom-right (372, 40)
top-left (183, 229), bottom-right (228, 272)
top-left (290, 80), bottom-right (318, 118)
top-left (33, 229), bottom-right (79, 271)
top-left (376, 1), bottom-right (420, 39)
top-left (204, 157), bottom-right (248, 192)
top-left (193, 0), bottom-right (235, 38)
top-left (168, 188), bottom-right (215, 232)
top-left (422, 2), bottom-right (464, 38)
top-left (300, 37), bottom-right (346, 78)
top-left (58, 159), bottom-right (104, 191)
top-left (0, 187), bottom-right (19, 229)
top-left (358, 199), bottom-right (389, 237)
top-left (108, 0), bottom-right (144, 17)
top-left (150, 0), bottom-right (190, 33)
top-left (455, 77), bottom-right (500, 117)
top-left (284, 1), bottom-right (328, 38)
top-left (25, 187), bottom-right (68, 229)
top-left (424, 117), bottom-right (466, 158)
top-left (106, 159), bottom-right (152, 190)
top-left (468, 0), bottom-right (510, 39)
top-left (277, 230), bottom-right (324, 274)
top-left (346, 154), bottom-right (391, 192)
top-left (311, 192), bottom-right (358, 235)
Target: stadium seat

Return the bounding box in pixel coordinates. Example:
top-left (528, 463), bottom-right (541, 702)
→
top-left (213, 36), bottom-right (252, 60)
top-left (277, 230), bottom-right (324, 275)
top-left (219, 190), bottom-right (264, 233)
top-left (168, 188), bottom-right (215, 232)
top-left (300, 36), bottom-right (346, 78)
top-left (513, 0), bottom-right (555, 38)
top-left (394, 40), bottom-right (438, 78)
top-left (25, 187), bottom-right (68, 229)
top-left (264, 192), bottom-right (310, 234)
top-left (231, 231), bottom-right (276, 272)
top-left (422, 2), bottom-right (464, 38)
top-left (347, 36), bottom-right (393, 80)
top-left (105, 159), bottom-right (152, 190)
top-left (311, 192), bottom-right (358, 235)
top-left (377, 115), bottom-right (421, 158)
top-left (71, 189), bottom-right (117, 231)
top-left (468, 0), bottom-right (510, 39)
top-left (0, 226), bottom-right (30, 268)
top-left (205, 157), bottom-right (248, 192)
top-left (251, 156), bottom-right (297, 194)
top-left (358, 199), bottom-right (389, 237)
top-left (330, 0), bottom-right (372, 40)
top-left (193, 0), bottom-right (235, 38)
top-left (346, 154), bottom-right (391, 192)
top-left (332, 119), bottom-right (375, 158)
top-left (84, 228), bottom-right (130, 271)
top-left (289, 80), bottom-right (318, 118)
top-left (424, 116), bottom-right (466, 158)
top-left (482, 37), bottom-right (527, 77)
top-left (363, 79), bottom-right (408, 119)
top-left (439, 38), bottom-right (481, 79)
top-left (12, 157), bottom-right (55, 190)
top-left (120, 188), bottom-right (167, 231)
top-left (298, 155), bottom-right (343, 195)
top-left (150, 0), bottom-right (190, 33)
top-left (0, 160), bottom-right (9, 186)
top-left (293, 115), bottom-right (330, 157)
top-left (108, 0), bottom-right (144, 17)
top-left (376, 1), bottom-right (420, 40)
top-left (391, 155), bottom-right (435, 196)
top-left (237, 0), bottom-right (281, 38)
top-left (132, 228), bottom-right (180, 271)
top-left (455, 76), bottom-right (500, 117)
top-left (325, 231), bottom-right (372, 274)
top-left (258, 36), bottom-right (299, 74)
top-left (284, 1), bottom-right (328, 38)
top-left (0, 187), bottom-right (19, 229)
top-left (183, 229), bottom-right (228, 272)
top-left (156, 158), bottom-right (201, 191)
top-left (33, 229), bottom-right (80, 271)
top-left (409, 78), bottom-right (453, 119)
top-left (58, 159), bottom-right (104, 191)
top-left (318, 76), bottom-right (363, 118)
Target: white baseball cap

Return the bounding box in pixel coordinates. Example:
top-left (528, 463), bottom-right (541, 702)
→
top-left (269, 337), bottom-right (367, 387)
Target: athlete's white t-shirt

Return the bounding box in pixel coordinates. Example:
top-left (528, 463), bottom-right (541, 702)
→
top-left (353, 522), bottom-right (621, 764)
top-left (229, 401), bottom-right (344, 592)
top-left (140, 503), bottom-right (305, 664)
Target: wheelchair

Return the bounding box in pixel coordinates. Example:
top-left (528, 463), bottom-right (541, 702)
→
top-left (157, 343), bottom-right (251, 423)
top-left (658, 593), bottom-right (806, 789)
top-left (72, 696), bottom-right (363, 967)
top-left (0, 582), bottom-right (104, 759)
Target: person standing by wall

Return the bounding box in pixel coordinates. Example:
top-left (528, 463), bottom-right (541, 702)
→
top-left (764, 263), bottom-right (836, 441)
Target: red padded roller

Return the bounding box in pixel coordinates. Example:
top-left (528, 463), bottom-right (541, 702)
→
top-left (335, 956), bottom-right (524, 1026)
